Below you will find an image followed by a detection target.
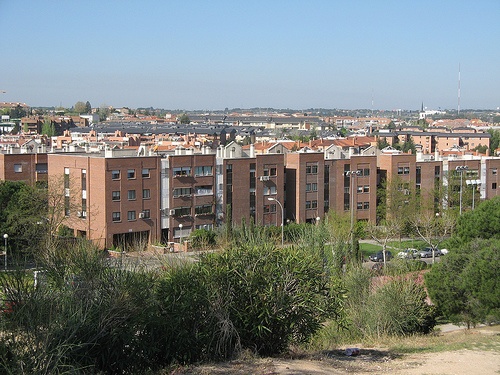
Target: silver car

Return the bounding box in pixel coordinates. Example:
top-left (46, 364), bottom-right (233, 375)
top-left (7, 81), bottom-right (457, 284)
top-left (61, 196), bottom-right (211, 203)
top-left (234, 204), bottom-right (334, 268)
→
top-left (418, 247), bottom-right (441, 258)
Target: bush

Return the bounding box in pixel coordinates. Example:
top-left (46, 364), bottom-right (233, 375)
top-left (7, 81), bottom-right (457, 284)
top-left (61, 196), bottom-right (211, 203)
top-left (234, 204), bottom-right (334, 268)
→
top-left (312, 266), bottom-right (436, 347)
top-left (157, 243), bottom-right (346, 359)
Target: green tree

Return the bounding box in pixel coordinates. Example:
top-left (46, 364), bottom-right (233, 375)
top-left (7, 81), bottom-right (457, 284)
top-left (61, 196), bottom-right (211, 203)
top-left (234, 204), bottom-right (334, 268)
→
top-left (488, 128), bottom-right (500, 155)
top-left (454, 195), bottom-right (500, 241)
top-left (377, 137), bottom-right (390, 149)
top-left (0, 181), bottom-right (48, 259)
top-left (73, 101), bottom-right (87, 114)
top-left (425, 238), bottom-right (500, 327)
top-left (98, 105), bottom-right (110, 121)
top-left (401, 137), bottom-right (416, 154)
top-left (474, 144), bottom-right (488, 154)
top-left (85, 101), bottom-right (92, 114)
top-left (9, 105), bottom-right (26, 119)
top-left (41, 120), bottom-right (55, 137)
top-left (179, 113), bottom-right (190, 124)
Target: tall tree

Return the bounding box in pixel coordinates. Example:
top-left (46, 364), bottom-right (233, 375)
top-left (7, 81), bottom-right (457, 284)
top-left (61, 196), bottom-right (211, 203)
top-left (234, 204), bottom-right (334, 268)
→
top-left (179, 113), bottom-right (190, 124)
top-left (74, 101), bottom-right (87, 114)
top-left (426, 238), bottom-right (500, 327)
top-left (41, 119), bottom-right (55, 137)
top-left (85, 101), bottom-right (92, 114)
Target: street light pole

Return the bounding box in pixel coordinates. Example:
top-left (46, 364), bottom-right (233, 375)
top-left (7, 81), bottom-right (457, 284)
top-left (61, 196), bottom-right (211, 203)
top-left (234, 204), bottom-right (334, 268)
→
top-left (179, 223), bottom-right (183, 251)
top-left (345, 170), bottom-right (362, 257)
top-left (3, 234), bottom-right (8, 271)
top-left (467, 180), bottom-right (481, 210)
top-left (267, 197), bottom-right (284, 246)
top-left (455, 166), bottom-right (468, 215)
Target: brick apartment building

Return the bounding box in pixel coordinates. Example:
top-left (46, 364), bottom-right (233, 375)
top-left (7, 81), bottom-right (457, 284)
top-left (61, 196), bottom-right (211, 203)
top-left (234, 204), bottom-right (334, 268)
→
top-left (0, 152), bottom-right (48, 185)
top-left (2, 140), bottom-right (500, 249)
top-left (48, 151), bottom-right (162, 249)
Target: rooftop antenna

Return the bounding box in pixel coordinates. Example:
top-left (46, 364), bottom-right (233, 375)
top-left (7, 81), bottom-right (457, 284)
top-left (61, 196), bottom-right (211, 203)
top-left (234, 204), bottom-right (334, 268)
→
top-left (457, 63), bottom-right (461, 116)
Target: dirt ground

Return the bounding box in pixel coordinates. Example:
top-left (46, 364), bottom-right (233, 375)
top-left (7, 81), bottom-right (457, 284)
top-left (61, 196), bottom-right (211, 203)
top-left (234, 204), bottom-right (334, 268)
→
top-left (172, 326), bottom-right (500, 375)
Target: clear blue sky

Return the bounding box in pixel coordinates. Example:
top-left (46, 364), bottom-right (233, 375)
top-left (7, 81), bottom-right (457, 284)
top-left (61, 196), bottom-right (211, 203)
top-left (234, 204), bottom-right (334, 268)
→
top-left (2, 0), bottom-right (499, 111)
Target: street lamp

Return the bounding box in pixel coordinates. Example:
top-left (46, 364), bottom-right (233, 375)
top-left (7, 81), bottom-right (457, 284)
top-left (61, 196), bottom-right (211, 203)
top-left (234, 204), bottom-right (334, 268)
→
top-left (466, 179), bottom-right (481, 210)
top-left (455, 166), bottom-right (468, 215)
top-left (178, 223), bottom-right (183, 250)
top-left (345, 170), bottom-right (362, 254)
top-left (3, 234), bottom-right (7, 271)
top-left (267, 197), bottom-right (284, 246)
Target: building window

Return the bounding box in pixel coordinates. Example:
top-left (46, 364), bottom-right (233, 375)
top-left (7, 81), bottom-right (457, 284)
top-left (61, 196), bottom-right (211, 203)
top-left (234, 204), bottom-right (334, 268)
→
top-left (357, 202), bottom-right (363, 210)
top-left (398, 166), bottom-right (410, 175)
top-left (14, 164), bottom-right (22, 173)
top-left (306, 164), bottom-right (318, 174)
top-left (194, 166), bottom-right (213, 176)
top-left (81, 169), bottom-right (87, 191)
top-left (311, 200), bottom-right (318, 209)
top-left (306, 183), bottom-right (318, 192)
top-left (112, 191), bottom-right (120, 201)
top-left (363, 202), bottom-right (370, 210)
top-left (112, 170), bottom-right (120, 180)
top-left (112, 212), bottom-right (121, 222)
top-left (127, 169), bottom-right (136, 179)
top-left (143, 189), bottom-right (151, 199)
top-left (142, 209), bottom-right (150, 219)
top-left (64, 196), bottom-right (70, 216)
top-left (306, 201), bottom-right (311, 209)
top-left (127, 211), bottom-right (136, 221)
top-left (270, 167), bottom-right (277, 176)
top-left (173, 187), bottom-right (192, 197)
top-left (142, 168), bottom-right (150, 178)
top-left (173, 167), bottom-right (191, 177)
top-left (195, 185), bottom-right (213, 195)
top-left (263, 185), bottom-right (277, 195)
top-left (357, 185), bottom-right (363, 193)
top-left (264, 204), bottom-right (276, 213)
top-left (363, 168), bottom-right (370, 176)
top-left (492, 168), bottom-right (497, 175)
top-left (128, 190), bottom-right (136, 200)
top-left (364, 185), bottom-right (370, 193)
top-left (172, 207), bottom-right (191, 217)
top-left (493, 183), bottom-right (497, 190)
top-left (36, 163), bottom-right (48, 174)
top-left (195, 204), bottom-right (213, 215)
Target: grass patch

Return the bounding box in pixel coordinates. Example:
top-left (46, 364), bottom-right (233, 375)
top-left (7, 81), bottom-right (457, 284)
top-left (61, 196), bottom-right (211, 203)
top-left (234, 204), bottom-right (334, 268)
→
top-left (366, 327), bottom-right (500, 355)
top-left (359, 242), bottom-right (382, 258)
top-left (387, 239), bottom-right (426, 251)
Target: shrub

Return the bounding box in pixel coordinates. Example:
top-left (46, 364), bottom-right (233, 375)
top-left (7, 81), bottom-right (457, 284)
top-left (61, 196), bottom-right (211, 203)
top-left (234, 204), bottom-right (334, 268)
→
top-left (156, 243), bottom-right (345, 359)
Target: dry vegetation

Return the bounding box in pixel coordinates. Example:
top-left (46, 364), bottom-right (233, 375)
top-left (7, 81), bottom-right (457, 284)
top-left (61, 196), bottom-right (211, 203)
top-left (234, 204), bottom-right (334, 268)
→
top-left (169, 325), bottom-right (500, 375)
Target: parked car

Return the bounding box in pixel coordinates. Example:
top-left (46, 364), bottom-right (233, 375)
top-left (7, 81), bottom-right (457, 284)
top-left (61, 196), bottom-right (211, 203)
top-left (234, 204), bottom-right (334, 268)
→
top-left (397, 248), bottom-right (418, 259)
top-left (369, 251), bottom-right (392, 262)
top-left (418, 247), bottom-right (442, 258)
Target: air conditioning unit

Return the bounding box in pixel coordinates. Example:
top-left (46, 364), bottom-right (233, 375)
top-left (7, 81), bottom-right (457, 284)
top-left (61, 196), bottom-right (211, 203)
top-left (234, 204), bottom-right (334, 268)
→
top-left (138, 212), bottom-right (145, 219)
top-left (81, 211), bottom-right (87, 217)
top-left (169, 209), bottom-right (176, 216)
top-left (77, 211), bottom-right (81, 217)
top-left (259, 176), bottom-right (270, 181)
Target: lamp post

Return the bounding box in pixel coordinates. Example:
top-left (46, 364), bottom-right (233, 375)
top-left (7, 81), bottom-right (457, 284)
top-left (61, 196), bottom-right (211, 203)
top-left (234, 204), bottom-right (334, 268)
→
top-left (3, 234), bottom-right (7, 271)
top-left (455, 166), bottom-right (468, 215)
top-left (178, 223), bottom-right (183, 251)
top-left (345, 170), bottom-right (362, 256)
top-left (267, 197), bottom-right (284, 246)
top-left (466, 179), bottom-right (481, 210)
